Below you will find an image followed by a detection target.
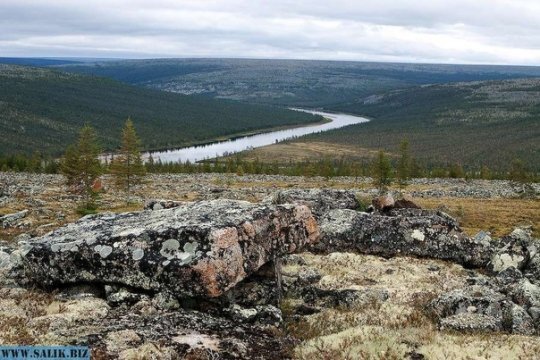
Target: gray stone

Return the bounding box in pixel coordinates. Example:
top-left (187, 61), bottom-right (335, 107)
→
top-left (511, 279), bottom-right (540, 309)
top-left (0, 209), bottom-right (28, 228)
top-left (0, 251), bottom-right (11, 269)
top-left (440, 313), bottom-right (502, 332)
top-left (505, 304), bottom-right (535, 335)
top-left (144, 199), bottom-right (185, 211)
top-left (430, 286), bottom-right (507, 320)
top-left (264, 188), bottom-right (359, 218)
top-left (227, 304), bottom-right (283, 326)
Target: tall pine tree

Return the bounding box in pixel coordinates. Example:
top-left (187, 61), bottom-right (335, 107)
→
top-left (111, 118), bottom-right (146, 203)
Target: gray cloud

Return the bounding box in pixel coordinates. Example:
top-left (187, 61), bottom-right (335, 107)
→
top-left (1, 0), bottom-right (540, 64)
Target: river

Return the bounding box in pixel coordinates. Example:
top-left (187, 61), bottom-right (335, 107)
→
top-left (145, 109), bottom-right (369, 163)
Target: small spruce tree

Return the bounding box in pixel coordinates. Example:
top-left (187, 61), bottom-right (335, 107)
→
top-left (480, 165), bottom-right (492, 180)
top-left (110, 118), bottom-right (146, 204)
top-left (396, 139), bottom-right (411, 190)
top-left (509, 158), bottom-right (528, 184)
top-left (371, 150), bottom-right (393, 192)
top-left (61, 125), bottom-right (102, 213)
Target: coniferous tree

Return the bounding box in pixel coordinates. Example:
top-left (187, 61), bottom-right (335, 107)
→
top-left (480, 165), bottom-right (492, 180)
top-left (449, 163), bottom-right (465, 178)
top-left (396, 139), bottom-right (411, 190)
top-left (509, 158), bottom-right (528, 184)
top-left (61, 125), bottom-right (102, 212)
top-left (110, 118), bottom-right (146, 204)
top-left (371, 150), bottom-right (393, 192)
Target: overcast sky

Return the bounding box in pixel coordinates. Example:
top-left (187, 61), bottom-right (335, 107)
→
top-left (2, 0), bottom-right (540, 65)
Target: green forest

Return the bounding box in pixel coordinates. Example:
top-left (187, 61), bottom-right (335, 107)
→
top-left (0, 64), bottom-right (321, 156)
top-left (304, 78), bottom-right (540, 172)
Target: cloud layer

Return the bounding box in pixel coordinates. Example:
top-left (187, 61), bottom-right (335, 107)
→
top-left (2, 0), bottom-right (540, 65)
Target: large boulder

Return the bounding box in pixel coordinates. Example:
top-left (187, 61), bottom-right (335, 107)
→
top-left (20, 200), bottom-right (319, 300)
top-left (264, 189), bottom-right (359, 218)
top-left (314, 208), bottom-right (493, 268)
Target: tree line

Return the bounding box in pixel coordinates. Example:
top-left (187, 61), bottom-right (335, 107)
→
top-left (0, 123), bottom-right (536, 211)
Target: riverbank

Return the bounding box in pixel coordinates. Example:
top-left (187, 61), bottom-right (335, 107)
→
top-left (144, 110), bottom-right (369, 163)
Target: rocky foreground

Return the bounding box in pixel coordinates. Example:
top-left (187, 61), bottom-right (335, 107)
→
top-left (0, 173), bottom-right (539, 359)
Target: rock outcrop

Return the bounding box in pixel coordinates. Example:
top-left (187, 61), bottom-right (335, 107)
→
top-left (21, 200), bottom-right (319, 299)
top-left (264, 189), bottom-right (359, 218)
top-left (314, 208), bottom-right (493, 268)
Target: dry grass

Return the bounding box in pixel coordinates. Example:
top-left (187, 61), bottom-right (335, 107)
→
top-left (228, 141), bottom-right (384, 163)
top-left (0, 288), bottom-right (55, 344)
top-left (415, 197), bottom-right (540, 238)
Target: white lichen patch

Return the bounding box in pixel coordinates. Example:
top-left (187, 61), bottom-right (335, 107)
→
top-left (99, 245), bottom-right (113, 259)
top-left (160, 239), bottom-right (180, 259)
top-left (172, 332), bottom-right (220, 351)
top-left (491, 253), bottom-right (524, 273)
top-left (132, 248), bottom-right (144, 261)
top-left (51, 241), bottom-right (82, 253)
top-left (411, 229), bottom-right (426, 241)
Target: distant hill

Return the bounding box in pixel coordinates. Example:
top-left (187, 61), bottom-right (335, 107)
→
top-left (0, 57), bottom-right (83, 67)
top-left (58, 58), bottom-right (540, 108)
top-left (301, 78), bottom-right (540, 172)
top-left (0, 64), bottom-right (321, 156)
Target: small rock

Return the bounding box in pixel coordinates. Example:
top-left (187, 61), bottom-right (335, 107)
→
top-left (505, 304), bottom-right (535, 335)
top-left (0, 209), bottom-right (29, 228)
top-left (394, 198), bottom-right (421, 209)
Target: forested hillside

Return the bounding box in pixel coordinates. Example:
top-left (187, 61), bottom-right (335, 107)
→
top-left (0, 64), bottom-right (321, 155)
top-left (302, 78), bottom-right (540, 172)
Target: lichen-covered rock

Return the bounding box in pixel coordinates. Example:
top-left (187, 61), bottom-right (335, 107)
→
top-left (440, 313), bottom-right (502, 332)
top-left (226, 304), bottom-right (283, 326)
top-left (489, 230), bottom-right (531, 273)
top-left (0, 209), bottom-right (28, 228)
top-left (504, 304), bottom-right (536, 335)
top-left (431, 282), bottom-right (540, 334)
top-left (314, 208), bottom-right (493, 268)
top-left (430, 286), bottom-right (508, 321)
top-left (510, 279), bottom-right (540, 310)
top-left (21, 200), bottom-right (319, 299)
top-left (264, 189), bottom-right (359, 217)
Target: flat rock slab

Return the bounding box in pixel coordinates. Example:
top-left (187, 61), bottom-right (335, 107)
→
top-left (21, 200), bottom-right (319, 299)
top-left (315, 208), bottom-right (493, 268)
